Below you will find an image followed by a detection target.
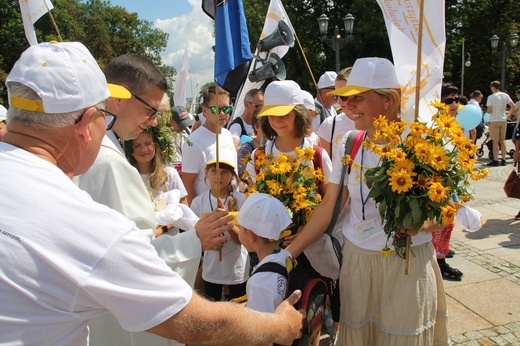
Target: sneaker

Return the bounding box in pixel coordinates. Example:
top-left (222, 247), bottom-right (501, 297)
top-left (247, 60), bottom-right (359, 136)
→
top-left (446, 249), bottom-right (455, 258)
top-left (501, 159), bottom-right (506, 166)
top-left (487, 160), bottom-right (500, 166)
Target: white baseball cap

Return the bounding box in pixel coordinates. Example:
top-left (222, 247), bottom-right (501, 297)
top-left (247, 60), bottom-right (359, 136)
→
top-left (301, 90), bottom-right (316, 111)
top-left (6, 41), bottom-right (130, 114)
top-left (0, 105), bottom-right (7, 122)
top-left (330, 57), bottom-right (399, 97)
top-left (258, 80), bottom-right (304, 117)
top-left (317, 71), bottom-right (337, 89)
top-left (237, 193), bottom-right (292, 240)
top-left (206, 145), bottom-right (237, 170)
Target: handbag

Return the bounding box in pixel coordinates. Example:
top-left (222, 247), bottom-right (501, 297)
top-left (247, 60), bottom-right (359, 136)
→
top-left (504, 162), bottom-right (520, 199)
top-left (304, 130), bottom-right (365, 280)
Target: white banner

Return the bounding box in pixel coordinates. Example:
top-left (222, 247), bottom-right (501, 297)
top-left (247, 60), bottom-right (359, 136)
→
top-left (232, 0), bottom-right (295, 120)
top-left (376, 0), bottom-right (446, 123)
top-left (19, 0), bottom-right (54, 46)
top-left (174, 47), bottom-right (190, 108)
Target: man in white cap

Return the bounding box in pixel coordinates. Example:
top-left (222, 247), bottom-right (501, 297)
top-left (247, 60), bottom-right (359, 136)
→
top-left (0, 104), bottom-right (7, 141)
top-left (0, 41), bottom-right (303, 346)
top-left (315, 71), bottom-right (338, 124)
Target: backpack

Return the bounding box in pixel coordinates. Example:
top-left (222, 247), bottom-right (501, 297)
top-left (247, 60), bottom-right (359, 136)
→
top-left (227, 116), bottom-right (248, 137)
top-left (253, 261), bottom-right (328, 346)
top-left (475, 121), bottom-right (485, 140)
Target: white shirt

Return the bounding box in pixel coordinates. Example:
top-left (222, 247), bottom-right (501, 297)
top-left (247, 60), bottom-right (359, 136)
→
top-left (228, 116), bottom-right (254, 139)
top-left (316, 113), bottom-right (356, 162)
top-left (140, 166), bottom-right (187, 199)
top-left (181, 126), bottom-right (237, 197)
top-left (486, 91), bottom-right (513, 122)
top-left (190, 191), bottom-right (250, 284)
top-left (329, 132), bottom-right (432, 251)
top-left (247, 249), bottom-right (291, 313)
top-left (0, 142), bottom-right (192, 346)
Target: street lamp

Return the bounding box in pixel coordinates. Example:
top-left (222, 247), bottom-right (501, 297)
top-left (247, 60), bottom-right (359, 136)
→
top-left (489, 33), bottom-right (519, 90)
top-left (460, 39), bottom-right (471, 95)
top-left (318, 13), bottom-right (355, 73)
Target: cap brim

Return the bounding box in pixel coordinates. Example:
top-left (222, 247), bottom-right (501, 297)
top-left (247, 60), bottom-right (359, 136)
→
top-left (257, 105), bottom-right (296, 117)
top-left (206, 159), bottom-right (236, 170)
top-left (328, 85), bottom-right (371, 97)
top-left (107, 83), bottom-right (131, 99)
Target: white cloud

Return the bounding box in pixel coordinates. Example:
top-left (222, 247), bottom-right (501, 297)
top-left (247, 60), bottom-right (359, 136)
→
top-left (153, 0), bottom-right (214, 98)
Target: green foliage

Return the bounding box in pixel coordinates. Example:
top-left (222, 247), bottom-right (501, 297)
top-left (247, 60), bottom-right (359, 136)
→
top-left (0, 0), bottom-right (174, 104)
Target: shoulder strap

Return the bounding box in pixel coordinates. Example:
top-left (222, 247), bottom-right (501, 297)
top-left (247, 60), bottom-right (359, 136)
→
top-left (252, 262), bottom-right (288, 279)
top-left (312, 145), bottom-right (323, 171)
top-left (330, 115), bottom-right (337, 158)
top-left (324, 130), bottom-right (365, 236)
top-left (228, 117), bottom-right (247, 136)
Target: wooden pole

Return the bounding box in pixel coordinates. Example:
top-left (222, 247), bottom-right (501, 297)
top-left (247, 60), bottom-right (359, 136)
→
top-left (44, 1), bottom-right (63, 42)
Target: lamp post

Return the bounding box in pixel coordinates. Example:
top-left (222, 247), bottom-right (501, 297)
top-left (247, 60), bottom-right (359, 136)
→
top-left (318, 14), bottom-right (355, 73)
top-left (460, 39), bottom-right (471, 95)
top-left (489, 33), bottom-right (519, 90)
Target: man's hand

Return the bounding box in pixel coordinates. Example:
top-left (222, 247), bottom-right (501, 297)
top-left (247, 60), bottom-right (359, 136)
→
top-left (273, 290), bottom-right (305, 345)
top-left (195, 209), bottom-right (232, 251)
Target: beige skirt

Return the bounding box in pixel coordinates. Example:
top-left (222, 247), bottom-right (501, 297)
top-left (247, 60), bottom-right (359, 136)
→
top-left (337, 240), bottom-right (449, 346)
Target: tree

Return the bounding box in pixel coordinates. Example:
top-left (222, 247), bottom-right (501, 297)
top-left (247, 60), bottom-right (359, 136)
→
top-left (0, 0), bottom-right (173, 104)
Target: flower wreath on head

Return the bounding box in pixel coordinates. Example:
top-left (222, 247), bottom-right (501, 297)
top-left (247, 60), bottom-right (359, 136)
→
top-left (122, 110), bottom-right (177, 165)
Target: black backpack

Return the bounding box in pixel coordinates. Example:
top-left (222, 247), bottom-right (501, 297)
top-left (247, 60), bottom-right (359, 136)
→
top-left (227, 116), bottom-right (248, 137)
top-left (253, 261), bottom-right (328, 346)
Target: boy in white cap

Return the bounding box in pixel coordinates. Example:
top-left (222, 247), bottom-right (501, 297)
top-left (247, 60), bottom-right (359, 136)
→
top-left (237, 193), bottom-right (293, 313)
top-left (315, 71), bottom-right (338, 123)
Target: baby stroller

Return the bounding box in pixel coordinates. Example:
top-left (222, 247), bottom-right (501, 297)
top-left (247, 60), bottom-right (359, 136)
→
top-left (475, 122), bottom-right (516, 159)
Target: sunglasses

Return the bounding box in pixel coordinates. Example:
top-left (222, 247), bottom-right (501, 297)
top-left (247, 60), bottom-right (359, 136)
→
top-left (246, 101), bottom-right (263, 109)
top-left (74, 107), bottom-right (118, 130)
top-left (208, 106), bottom-right (233, 115)
top-left (131, 92), bottom-right (158, 119)
top-left (443, 97), bottom-right (460, 105)
top-left (333, 95), bottom-right (349, 102)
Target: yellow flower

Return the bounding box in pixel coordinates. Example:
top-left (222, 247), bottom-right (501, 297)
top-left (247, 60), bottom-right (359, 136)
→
top-left (266, 180), bottom-right (283, 195)
top-left (416, 174), bottom-right (431, 190)
top-left (341, 154), bottom-right (352, 166)
top-left (428, 145), bottom-right (451, 171)
top-left (389, 149), bottom-right (407, 162)
top-left (428, 182), bottom-right (449, 203)
top-left (380, 247), bottom-right (393, 257)
top-left (388, 169), bottom-right (415, 193)
top-left (440, 205), bottom-right (456, 225)
top-left (302, 147), bottom-right (315, 161)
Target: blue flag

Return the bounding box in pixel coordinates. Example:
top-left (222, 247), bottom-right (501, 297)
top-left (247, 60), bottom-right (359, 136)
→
top-left (214, 0), bottom-right (252, 95)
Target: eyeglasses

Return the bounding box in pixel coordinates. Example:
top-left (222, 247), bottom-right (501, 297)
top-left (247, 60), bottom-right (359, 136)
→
top-left (74, 107), bottom-right (118, 130)
top-left (131, 92), bottom-right (158, 119)
top-left (246, 101), bottom-right (263, 109)
top-left (333, 95), bottom-right (349, 102)
top-left (442, 97), bottom-right (460, 105)
top-left (208, 106), bottom-right (233, 115)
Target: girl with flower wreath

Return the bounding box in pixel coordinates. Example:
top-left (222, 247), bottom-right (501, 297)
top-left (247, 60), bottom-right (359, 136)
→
top-left (190, 147), bottom-right (249, 302)
top-left (287, 58), bottom-right (449, 346)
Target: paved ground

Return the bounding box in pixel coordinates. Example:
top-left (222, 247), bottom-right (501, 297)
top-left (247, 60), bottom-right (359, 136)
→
top-left (320, 136), bottom-right (520, 345)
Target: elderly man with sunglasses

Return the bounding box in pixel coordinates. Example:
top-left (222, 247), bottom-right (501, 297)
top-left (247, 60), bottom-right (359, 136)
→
top-left (181, 83), bottom-right (238, 205)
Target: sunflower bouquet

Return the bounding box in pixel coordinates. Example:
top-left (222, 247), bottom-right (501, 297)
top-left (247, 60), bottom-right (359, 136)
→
top-left (361, 101), bottom-right (488, 260)
top-left (243, 146), bottom-right (325, 229)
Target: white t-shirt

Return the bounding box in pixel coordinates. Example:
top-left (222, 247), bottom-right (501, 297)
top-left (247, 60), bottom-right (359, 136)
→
top-left (329, 132), bottom-right (432, 251)
top-left (190, 190), bottom-right (250, 284)
top-left (245, 138), bottom-right (332, 183)
top-left (181, 126), bottom-right (237, 197)
top-left (247, 249), bottom-right (291, 313)
top-left (486, 91), bottom-right (513, 122)
top-left (228, 116), bottom-right (254, 139)
top-left (140, 166), bottom-right (188, 199)
top-left (316, 113), bottom-right (356, 162)
top-left (0, 143), bottom-right (192, 346)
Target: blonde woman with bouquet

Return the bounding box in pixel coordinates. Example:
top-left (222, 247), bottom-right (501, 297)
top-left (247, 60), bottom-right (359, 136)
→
top-left (287, 58), bottom-right (449, 346)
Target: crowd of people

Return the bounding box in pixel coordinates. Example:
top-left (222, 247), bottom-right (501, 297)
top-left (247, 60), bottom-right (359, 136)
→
top-left (0, 40), bottom-right (518, 346)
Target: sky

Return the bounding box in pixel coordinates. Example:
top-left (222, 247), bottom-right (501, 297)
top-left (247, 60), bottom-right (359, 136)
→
top-left (109, 0), bottom-right (215, 98)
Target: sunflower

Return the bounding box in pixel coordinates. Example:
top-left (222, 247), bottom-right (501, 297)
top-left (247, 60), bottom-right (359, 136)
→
top-left (428, 182), bottom-right (449, 203)
top-left (388, 169), bottom-right (415, 193)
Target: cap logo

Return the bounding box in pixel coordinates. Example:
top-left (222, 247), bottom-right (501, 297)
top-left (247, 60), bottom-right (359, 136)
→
top-left (42, 62), bottom-right (48, 67)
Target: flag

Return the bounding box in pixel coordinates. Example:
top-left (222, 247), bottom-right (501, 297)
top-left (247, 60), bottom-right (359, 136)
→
top-left (231, 0), bottom-right (295, 120)
top-left (19, 0), bottom-right (54, 46)
top-left (213, 0), bottom-right (252, 96)
top-left (190, 78), bottom-right (200, 115)
top-left (375, 0), bottom-right (446, 123)
top-left (174, 47), bottom-right (190, 107)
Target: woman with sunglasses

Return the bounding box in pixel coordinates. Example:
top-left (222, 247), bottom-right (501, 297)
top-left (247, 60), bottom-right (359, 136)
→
top-left (316, 67), bottom-right (357, 162)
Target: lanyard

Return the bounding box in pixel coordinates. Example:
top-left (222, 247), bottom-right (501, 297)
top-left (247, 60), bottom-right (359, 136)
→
top-left (269, 137), bottom-right (305, 154)
top-left (208, 192), bottom-right (229, 211)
